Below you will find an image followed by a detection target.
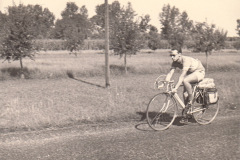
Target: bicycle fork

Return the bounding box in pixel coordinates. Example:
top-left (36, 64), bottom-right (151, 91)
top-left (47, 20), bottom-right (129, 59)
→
top-left (160, 95), bottom-right (171, 113)
top-left (151, 96), bottom-right (171, 125)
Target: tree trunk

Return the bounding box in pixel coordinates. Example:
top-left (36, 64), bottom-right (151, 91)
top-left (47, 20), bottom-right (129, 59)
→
top-left (124, 52), bottom-right (127, 74)
top-left (20, 56), bottom-right (25, 79)
top-left (205, 51), bottom-right (209, 73)
top-left (104, 0), bottom-right (110, 87)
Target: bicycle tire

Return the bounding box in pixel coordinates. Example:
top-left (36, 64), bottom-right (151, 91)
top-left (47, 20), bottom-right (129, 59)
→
top-left (146, 93), bottom-right (178, 131)
top-left (192, 101), bottom-right (219, 125)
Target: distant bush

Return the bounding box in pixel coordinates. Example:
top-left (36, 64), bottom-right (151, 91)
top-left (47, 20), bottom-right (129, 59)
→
top-left (34, 39), bottom-right (67, 51)
top-left (225, 41), bottom-right (235, 49)
top-left (233, 40), bottom-right (240, 50)
top-left (32, 38), bottom-right (239, 51)
top-left (83, 39), bottom-right (105, 50)
top-left (34, 39), bottom-right (105, 51)
top-left (158, 40), bottom-right (171, 49)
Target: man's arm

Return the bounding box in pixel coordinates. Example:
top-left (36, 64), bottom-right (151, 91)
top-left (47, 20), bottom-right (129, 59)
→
top-left (165, 68), bottom-right (175, 82)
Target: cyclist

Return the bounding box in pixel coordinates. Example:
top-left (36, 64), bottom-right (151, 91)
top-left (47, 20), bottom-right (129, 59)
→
top-left (165, 48), bottom-right (205, 123)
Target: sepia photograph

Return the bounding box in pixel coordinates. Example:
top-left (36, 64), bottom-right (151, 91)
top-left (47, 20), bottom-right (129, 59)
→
top-left (0, 0), bottom-right (239, 159)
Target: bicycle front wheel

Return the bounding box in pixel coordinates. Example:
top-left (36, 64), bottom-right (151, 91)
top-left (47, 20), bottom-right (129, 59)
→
top-left (146, 93), bottom-right (177, 131)
top-left (192, 101), bottom-right (219, 125)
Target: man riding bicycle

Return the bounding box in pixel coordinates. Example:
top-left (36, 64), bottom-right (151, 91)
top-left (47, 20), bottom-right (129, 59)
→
top-left (165, 48), bottom-right (205, 123)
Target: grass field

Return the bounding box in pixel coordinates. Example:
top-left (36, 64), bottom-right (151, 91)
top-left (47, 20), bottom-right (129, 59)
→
top-left (0, 49), bottom-right (239, 132)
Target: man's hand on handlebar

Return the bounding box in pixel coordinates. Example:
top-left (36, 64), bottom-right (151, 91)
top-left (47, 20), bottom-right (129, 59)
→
top-left (172, 88), bottom-right (177, 93)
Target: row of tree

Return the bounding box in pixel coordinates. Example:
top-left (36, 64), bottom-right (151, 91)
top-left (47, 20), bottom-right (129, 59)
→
top-left (0, 1), bottom-right (239, 76)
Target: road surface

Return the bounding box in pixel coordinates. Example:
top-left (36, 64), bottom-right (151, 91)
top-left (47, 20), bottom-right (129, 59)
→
top-left (0, 115), bottom-right (239, 160)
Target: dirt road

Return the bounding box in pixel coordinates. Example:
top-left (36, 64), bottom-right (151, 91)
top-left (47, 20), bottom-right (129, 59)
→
top-left (0, 115), bottom-right (239, 160)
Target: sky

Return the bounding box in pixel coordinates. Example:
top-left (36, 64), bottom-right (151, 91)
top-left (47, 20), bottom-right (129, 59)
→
top-left (0, 0), bottom-right (239, 37)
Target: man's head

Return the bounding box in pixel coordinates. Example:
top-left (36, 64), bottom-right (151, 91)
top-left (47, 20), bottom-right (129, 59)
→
top-left (170, 49), bottom-right (182, 62)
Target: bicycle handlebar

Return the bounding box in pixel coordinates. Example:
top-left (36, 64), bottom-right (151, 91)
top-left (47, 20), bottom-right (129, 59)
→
top-left (155, 80), bottom-right (175, 92)
top-left (154, 75), bottom-right (175, 91)
top-left (161, 80), bottom-right (174, 84)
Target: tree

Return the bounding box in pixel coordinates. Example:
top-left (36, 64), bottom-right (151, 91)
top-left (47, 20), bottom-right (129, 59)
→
top-left (148, 25), bottom-right (161, 51)
top-left (110, 2), bottom-right (141, 73)
top-left (0, 11), bottom-right (8, 39)
top-left (0, 5), bottom-right (55, 39)
top-left (139, 14), bottom-right (151, 32)
top-left (92, 1), bottom-right (143, 73)
top-left (191, 22), bottom-right (227, 71)
top-left (92, 1), bottom-right (121, 28)
top-left (28, 5), bottom-right (55, 38)
top-left (0, 11), bottom-right (7, 30)
top-left (139, 14), bottom-right (152, 49)
top-left (90, 1), bottom-right (122, 39)
top-left (93, 1), bottom-right (141, 73)
top-left (232, 19), bottom-right (240, 50)
top-left (54, 2), bottom-right (91, 54)
top-left (159, 4), bottom-right (193, 48)
top-left (104, 0), bottom-right (110, 87)
top-left (236, 19), bottom-right (240, 36)
top-left (61, 2), bottom-right (78, 18)
top-left (0, 4), bottom-right (43, 78)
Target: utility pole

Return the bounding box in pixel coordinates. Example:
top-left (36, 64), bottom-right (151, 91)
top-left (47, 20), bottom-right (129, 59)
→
top-left (105, 0), bottom-right (110, 87)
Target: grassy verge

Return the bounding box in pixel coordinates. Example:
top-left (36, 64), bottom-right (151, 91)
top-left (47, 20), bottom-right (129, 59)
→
top-left (0, 50), bottom-right (239, 132)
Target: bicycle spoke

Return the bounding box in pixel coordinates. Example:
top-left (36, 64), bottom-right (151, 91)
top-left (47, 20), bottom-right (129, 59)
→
top-left (193, 102), bottom-right (219, 125)
top-left (151, 101), bottom-right (169, 124)
top-left (192, 107), bottom-right (205, 114)
top-left (150, 112), bottom-right (161, 125)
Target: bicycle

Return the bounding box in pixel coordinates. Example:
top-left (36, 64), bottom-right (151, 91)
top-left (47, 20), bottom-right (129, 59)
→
top-left (146, 75), bottom-right (220, 131)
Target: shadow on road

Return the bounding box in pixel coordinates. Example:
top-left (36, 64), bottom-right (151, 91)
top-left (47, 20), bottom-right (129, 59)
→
top-left (135, 122), bottom-right (153, 131)
top-left (136, 112), bottom-right (147, 121)
top-left (67, 71), bottom-right (105, 89)
top-left (173, 117), bottom-right (197, 126)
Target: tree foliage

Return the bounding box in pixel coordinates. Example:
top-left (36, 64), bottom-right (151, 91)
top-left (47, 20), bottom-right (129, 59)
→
top-left (90, 1), bottom-right (122, 39)
top-left (148, 25), bottom-right (161, 50)
top-left (0, 5), bottom-right (55, 39)
top-left (54, 2), bottom-right (91, 53)
top-left (28, 5), bottom-right (55, 38)
top-left (159, 4), bottom-right (193, 48)
top-left (139, 14), bottom-right (154, 49)
top-left (234, 19), bottom-right (240, 50)
top-left (236, 19), bottom-right (240, 37)
top-left (0, 11), bottom-right (7, 31)
top-left (139, 14), bottom-right (151, 32)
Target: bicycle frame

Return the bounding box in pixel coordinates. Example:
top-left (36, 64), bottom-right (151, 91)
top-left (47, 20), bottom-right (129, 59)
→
top-left (173, 85), bottom-right (198, 109)
top-left (175, 86), bottom-right (209, 116)
top-left (160, 81), bottom-right (204, 113)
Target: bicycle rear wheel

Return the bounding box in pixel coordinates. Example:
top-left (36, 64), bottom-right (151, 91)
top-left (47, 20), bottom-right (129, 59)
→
top-left (146, 93), bottom-right (177, 131)
top-left (192, 101), bottom-right (219, 125)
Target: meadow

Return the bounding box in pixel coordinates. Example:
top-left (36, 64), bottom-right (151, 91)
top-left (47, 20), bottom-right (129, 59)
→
top-left (0, 49), bottom-right (239, 132)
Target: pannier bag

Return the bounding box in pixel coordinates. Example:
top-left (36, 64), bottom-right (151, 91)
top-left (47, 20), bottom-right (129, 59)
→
top-left (204, 88), bottom-right (219, 105)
